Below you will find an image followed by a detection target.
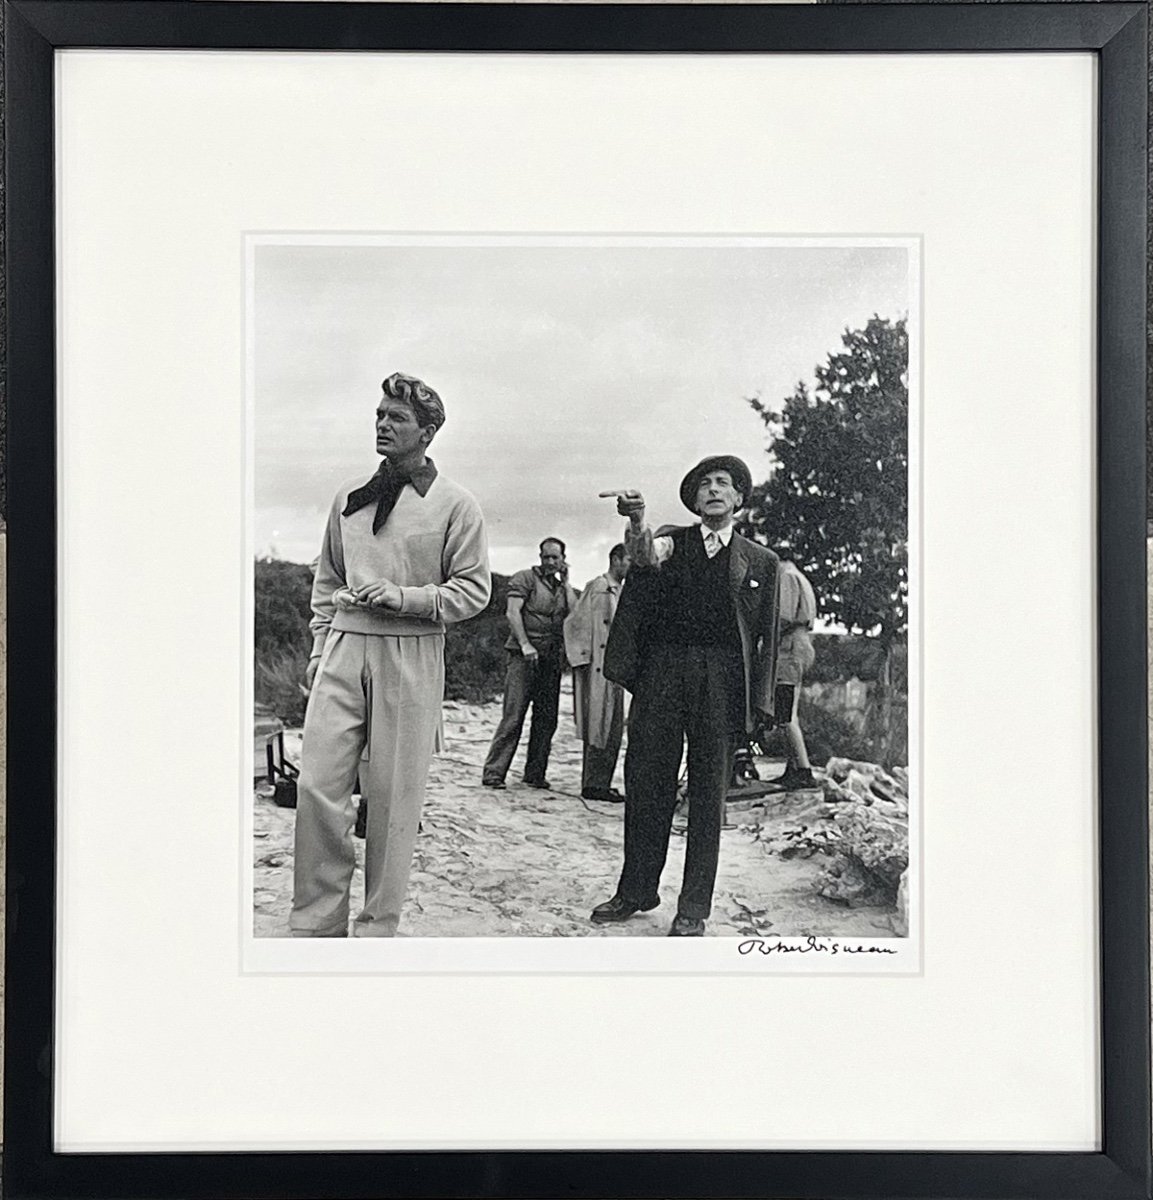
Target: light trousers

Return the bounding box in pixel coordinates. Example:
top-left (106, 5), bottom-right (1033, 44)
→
top-left (291, 630), bottom-right (444, 937)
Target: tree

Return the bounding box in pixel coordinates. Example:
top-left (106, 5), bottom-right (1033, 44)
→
top-left (254, 558), bottom-right (313, 657)
top-left (741, 315), bottom-right (908, 761)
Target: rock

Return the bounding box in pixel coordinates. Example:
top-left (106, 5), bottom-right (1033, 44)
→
top-left (844, 769), bottom-right (877, 804)
top-left (824, 757), bottom-right (909, 800)
top-left (789, 759), bottom-right (911, 908)
top-left (815, 856), bottom-right (875, 905)
top-left (820, 776), bottom-right (856, 805)
top-left (815, 802), bottom-right (908, 907)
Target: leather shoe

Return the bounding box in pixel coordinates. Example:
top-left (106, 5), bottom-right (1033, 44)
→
top-left (581, 787), bottom-right (625, 803)
top-left (770, 767), bottom-right (818, 792)
top-left (668, 914), bottom-right (706, 937)
top-left (523, 778), bottom-right (552, 790)
top-left (590, 894), bottom-right (660, 924)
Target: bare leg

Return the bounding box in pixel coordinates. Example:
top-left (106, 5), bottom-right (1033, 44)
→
top-left (783, 719), bottom-right (811, 771)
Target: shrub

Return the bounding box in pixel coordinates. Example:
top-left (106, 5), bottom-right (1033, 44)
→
top-left (801, 634), bottom-right (908, 766)
top-left (444, 573), bottom-right (510, 702)
top-left (756, 694), bottom-right (877, 767)
top-left (255, 559), bottom-right (312, 657)
top-left (254, 559), bottom-right (313, 724)
top-left (255, 646), bottom-right (309, 727)
top-left (808, 633), bottom-right (907, 690)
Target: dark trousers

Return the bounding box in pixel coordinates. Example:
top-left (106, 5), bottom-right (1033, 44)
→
top-left (483, 648), bottom-right (563, 785)
top-left (581, 696), bottom-right (624, 792)
top-left (618, 643), bottom-right (742, 920)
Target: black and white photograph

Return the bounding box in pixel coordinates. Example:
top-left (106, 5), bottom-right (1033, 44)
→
top-left (26, 28), bottom-right (1123, 1171)
top-left (247, 234), bottom-right (917, 967)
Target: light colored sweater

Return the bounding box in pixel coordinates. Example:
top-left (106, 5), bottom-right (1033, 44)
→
top-left (309, 470), bottom-right (491, 658)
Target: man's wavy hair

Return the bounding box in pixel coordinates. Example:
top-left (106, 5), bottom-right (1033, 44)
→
top-left (381, 372), bottom-right (446, 432)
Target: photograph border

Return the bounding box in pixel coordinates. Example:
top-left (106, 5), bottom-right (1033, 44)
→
top-left (5, 3), bottom-right (1149, 1197)
top-left (243, 230), bottom-right (923, 974)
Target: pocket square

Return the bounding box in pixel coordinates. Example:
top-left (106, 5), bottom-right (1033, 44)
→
top-left (749, 579), bottom-right (759, 589)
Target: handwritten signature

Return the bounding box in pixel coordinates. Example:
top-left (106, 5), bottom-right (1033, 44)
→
top-left (738, 935), bottom-right (898, 957)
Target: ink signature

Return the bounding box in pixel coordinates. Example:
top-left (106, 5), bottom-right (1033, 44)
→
top-left (738, 935), bottom-right (898, 957)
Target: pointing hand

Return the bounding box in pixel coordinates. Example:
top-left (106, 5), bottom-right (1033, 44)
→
top-left (599, 489), bottom-right (645, 521)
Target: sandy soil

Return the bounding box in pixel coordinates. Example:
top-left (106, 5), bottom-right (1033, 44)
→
top-left (253, 688), bottom-right (899, 939)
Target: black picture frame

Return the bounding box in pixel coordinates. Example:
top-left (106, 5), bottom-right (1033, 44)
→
top-left (4, 3), bottom-right (1148, 1197)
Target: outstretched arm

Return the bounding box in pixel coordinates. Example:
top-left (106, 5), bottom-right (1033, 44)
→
top-left (601, 488), bottom-right (672, 566)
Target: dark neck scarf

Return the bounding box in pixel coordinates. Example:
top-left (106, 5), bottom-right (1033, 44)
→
top-left (343, 457), bottom-right (438, 534)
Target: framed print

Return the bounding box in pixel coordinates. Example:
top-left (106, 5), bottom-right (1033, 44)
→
top-left (4, 3), bottom-right (1149, 1198)
top-left (245, 231), bottom-right (921, 973)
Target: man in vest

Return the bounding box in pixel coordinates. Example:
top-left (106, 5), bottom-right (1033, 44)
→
top-left (291, 372), bottom-right (491, 937)
top-left (594, 456), bottom-right (781, 936)
top-left (563, 543), bottom-right (631, 802)
top-left (481, 537), bottom-right (577, 791)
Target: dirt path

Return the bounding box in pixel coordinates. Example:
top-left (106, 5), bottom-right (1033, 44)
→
top-left (254, 694), bottom-right (898, 939)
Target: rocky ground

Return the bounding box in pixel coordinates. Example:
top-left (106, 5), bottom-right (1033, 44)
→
top-left (253, 687), bottom-right (904, 939)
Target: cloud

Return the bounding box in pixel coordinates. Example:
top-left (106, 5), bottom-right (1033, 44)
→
top-left (253, 240), bottom-right (910, 586)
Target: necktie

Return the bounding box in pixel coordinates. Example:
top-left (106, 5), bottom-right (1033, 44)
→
top-left (704, 531), bottom-right (721, 559)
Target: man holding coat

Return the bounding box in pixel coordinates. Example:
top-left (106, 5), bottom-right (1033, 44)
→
top-left (593, 456), bottom-right (780, 937)
top-left (563, 543), bottom-right (631, 802)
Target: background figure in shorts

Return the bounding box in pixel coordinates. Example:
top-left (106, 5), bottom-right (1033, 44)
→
top-left (772, 558), bottom-right (818, 791)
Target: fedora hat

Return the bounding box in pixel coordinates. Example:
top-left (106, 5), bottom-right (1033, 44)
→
top-left (679, 455), bottom-right (753, 514)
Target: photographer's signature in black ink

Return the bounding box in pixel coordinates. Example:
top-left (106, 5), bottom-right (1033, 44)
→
top-left (738, 935), bottom-right (897, 957)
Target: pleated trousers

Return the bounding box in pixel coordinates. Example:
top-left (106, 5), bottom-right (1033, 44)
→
top-left (290, 630), bottom-right (444, 937)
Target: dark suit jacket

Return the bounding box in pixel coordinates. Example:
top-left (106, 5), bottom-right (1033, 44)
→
top-left (603, 525), bottom-right (781, 732)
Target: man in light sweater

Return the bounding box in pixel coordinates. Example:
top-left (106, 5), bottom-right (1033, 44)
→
top-left (291, 373), bottom-right (491, 938)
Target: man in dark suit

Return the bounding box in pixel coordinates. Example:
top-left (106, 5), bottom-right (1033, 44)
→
top-left (593, 456), bottom-right (780, 936)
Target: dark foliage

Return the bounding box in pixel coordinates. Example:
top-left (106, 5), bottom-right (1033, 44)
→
top-left (809, 633), bottom-right (908, 692)
top-left (741, 316), bottom-right (910, 765)
top-left (256, 647), bottom-right (309, 727)
top-left (254, 559), bottom-right (313, 723)
top-left (757, 694), bottom-right (877, 768)
top-left (254, 558), bottom-right (312, 657)
top-left (741, 315), bottom-right (908, 649)
top-left (444, 573), bottom-right (511, 702)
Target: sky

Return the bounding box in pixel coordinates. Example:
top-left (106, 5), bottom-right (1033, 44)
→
top-left (253, 239), bottom-right (910, 588)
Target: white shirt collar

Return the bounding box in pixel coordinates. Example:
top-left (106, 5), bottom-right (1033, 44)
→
top-left (700, 523), bottom-right (734, 547)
